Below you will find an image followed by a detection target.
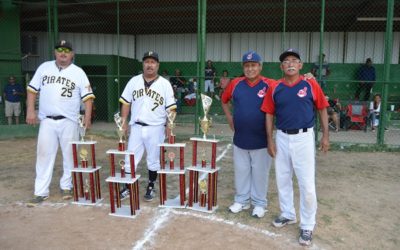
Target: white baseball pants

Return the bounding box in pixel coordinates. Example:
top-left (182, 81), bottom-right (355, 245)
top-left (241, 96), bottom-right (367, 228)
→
top-left (275, 128), bottom-right (317, 231)
top-left (124, 124), bottom-right (165, 173)
top-left (34, 118), bottom-right (78, 196)
top-left (233, 145), bottom-right (272, 208)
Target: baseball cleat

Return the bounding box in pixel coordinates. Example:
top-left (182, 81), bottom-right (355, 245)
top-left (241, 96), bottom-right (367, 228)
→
top-left (272, 216), bottom-right (297, 228)
top-left (26, 195), bottom-right (49, 207)
top-left (61, 189), bottom-right (73, 200)
top-left (144, 184), bottom-right (155, 202)
top-left (228, 202), bottom-right (251, 213)
top-left (299, 229), bottom-right (313, 246)
top-left (252, 206), bottom-right (266, 218)
top-left (119, 187), bottom-right (130, 201)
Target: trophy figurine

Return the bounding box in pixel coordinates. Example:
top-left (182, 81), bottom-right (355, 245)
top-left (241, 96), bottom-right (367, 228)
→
top-left (199, 94), bottom-right (213, 139)
top-left (114, 112), bottom-right (126, 151)
top-left (84, 179), bottom-right (90, 200)
top-left (168, 151), bottom-right (175, 170)
top-left (78, 115), bottom-right (86, 141)
top-left (119, 160), bottom-right (126, 178)
top-left (199, 179), bottom-right (208, 207)
top-left (167, 111), bottom-right (177, 144)
top-left (80, 148), bottom-right (89, 168)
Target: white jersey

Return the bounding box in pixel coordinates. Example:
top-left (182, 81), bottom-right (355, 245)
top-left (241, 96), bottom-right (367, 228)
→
top-left (27, 61), bottom-right (95, 122)
top-left (120, 74), bottom-right (176, 126)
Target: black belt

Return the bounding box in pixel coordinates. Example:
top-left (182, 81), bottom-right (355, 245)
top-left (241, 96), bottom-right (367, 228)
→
top-left (46, 115), bottom-right (66, 120)
top-left (281, 128), bottom-right (308, 135)
top-left (135, 121), bottom-right (149, 126)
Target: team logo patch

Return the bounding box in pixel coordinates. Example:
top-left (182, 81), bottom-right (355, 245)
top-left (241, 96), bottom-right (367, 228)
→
top-left (247, 53), bottom-right (253, 60)
top-left (297, 87), bottom-right (308, 98)
top-left (257, 87), bottom-right (266, 98)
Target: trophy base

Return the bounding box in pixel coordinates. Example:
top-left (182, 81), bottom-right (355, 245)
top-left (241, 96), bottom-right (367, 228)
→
top-left (105, 174), bottom-right (141, 184)
top-left (188, 203), bottom-right (218, 213)
top-left (71, 198), bottom-right (104, 206)
top-left (109, 205), bottom-right (140, 219)
top-left (159, 198), bottom-right (186, 209)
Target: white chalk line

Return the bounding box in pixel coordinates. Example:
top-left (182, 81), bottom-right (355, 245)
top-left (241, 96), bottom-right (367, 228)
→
top-left (132, 143), bottom-right (232, 249)
top-left (132, 208), bottom-right (171, 250)
top-left (170, 209), bottom-right (280, 238)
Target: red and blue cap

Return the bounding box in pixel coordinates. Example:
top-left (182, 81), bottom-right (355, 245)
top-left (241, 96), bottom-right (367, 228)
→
top-left (242, 50), bottom-right (262, 64)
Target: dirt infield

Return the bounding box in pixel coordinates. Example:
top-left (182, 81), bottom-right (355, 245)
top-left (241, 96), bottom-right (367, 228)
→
top-left (0, 129), bottom-right (399, 249)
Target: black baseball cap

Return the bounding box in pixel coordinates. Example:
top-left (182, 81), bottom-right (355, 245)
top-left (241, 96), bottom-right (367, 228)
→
top-left (279, 48), bottom-right (301, 62)
top-left (142, 51), bottom-right (159, 62)
top-left (55, 40), bottom-right (73, 50)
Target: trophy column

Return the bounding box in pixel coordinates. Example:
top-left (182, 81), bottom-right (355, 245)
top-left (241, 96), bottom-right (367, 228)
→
top-left (187, 137), bottom-right (220, 213)
top-left (105, 150), bottom-right (141, 218)
top-left (157, 142), bottom-right (186, 208)
top-left (70, 140), bottom-right (103, 205)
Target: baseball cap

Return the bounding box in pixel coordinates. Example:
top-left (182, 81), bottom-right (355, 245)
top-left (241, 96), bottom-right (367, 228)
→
top-left (242, 51), bottom-right (262, 64)
top-left (279, 48), bottom-right (301, 62)
top-left (142, 51), bottom-right (159, 62)
top-left (55, 40), bottom-right (73, 50)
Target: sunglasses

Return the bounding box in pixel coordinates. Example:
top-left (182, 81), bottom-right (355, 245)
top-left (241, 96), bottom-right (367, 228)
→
top-left (56, 47), bottom-right (72, 53)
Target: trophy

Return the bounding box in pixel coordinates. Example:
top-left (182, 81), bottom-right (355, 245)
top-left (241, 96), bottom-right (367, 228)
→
top-left (80, 148), bottom-right (89, 168)
top-left (167, 111), bottom-right (177, 144)
top-left (199, 179), bottom-right (207, 207)
top-left (114, 112), bottom-right (126, 151)
top-left (78, 115), bottom-right (86, 141)
top-left (199, 94), bottom-right (213, 139)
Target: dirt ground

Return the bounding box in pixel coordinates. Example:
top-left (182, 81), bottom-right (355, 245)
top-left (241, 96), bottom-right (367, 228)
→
top-left (0, 126), bottom-right (399, 250)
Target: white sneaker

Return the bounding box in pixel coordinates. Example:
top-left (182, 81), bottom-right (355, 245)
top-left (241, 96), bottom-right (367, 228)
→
top-left (229, 202), bottom-right (250, 213)
top-left (252, 206), bottom-right (266, 218)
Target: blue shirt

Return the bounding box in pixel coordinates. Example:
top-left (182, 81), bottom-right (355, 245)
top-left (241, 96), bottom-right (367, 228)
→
top-left (357, 65), bottom-right (376, 82)
top-left (262, 77), bottom-right (329, 130)
top-left (222, 76), bottom-right (275, 149)
top-left (4, 83), bottom-right (24, 102)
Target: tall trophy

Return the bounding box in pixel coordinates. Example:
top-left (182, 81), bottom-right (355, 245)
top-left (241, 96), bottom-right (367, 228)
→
top-left (187, 93), bottom-right (219, 213)
top-left (78, 115), bottom-right (86, 141)
top-left (167, 111), bottom-right (177, 144)
top-left (199, 94), bottom-right (213, 139)
top-left (114, 112), bottom-right (126, 151)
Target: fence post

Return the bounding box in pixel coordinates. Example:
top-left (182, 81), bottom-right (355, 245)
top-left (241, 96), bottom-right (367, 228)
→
top-left (378, 0), bottom-right (394, 145)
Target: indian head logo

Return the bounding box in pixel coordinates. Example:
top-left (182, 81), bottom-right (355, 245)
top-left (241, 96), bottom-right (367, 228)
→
top-left (297, 87), bottom-right (308, 98)
top-left (257, 87), bottom-right (266, 98)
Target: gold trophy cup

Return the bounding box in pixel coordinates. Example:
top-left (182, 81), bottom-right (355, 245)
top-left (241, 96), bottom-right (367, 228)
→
top-left (80, 148), bottom-right (89, 168)
top-left (78, 115), bottom-right (86, 141)
top-left (199, 94), bottom-right (213, 139)
top-left (199, 179), bottom-right (208, 207)
top-left (167, 111), bottom-right (177, 144)
top-left (114, 112), bottom-right (126, 151)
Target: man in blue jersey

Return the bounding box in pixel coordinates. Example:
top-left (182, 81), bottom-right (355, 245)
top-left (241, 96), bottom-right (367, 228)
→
top-left (221, 50), bottom-right (275, 218)
top-left (262, 48), bottom-right (329, 246)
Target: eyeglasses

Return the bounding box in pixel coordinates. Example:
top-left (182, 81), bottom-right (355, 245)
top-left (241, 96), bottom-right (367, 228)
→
top-left (282, 59), bottom-right (301, 65)
top-left (56, 47), bottom-right (72, 53)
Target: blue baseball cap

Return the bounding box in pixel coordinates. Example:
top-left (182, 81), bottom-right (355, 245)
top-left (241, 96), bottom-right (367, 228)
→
top-left (279, 48), bottom-right (301, 62)
top-left (242, 51), bottom-right (262, 64)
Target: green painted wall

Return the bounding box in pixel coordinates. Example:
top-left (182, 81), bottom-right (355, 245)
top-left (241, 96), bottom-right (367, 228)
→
top-left (0, 1), bottom-right (22, 125)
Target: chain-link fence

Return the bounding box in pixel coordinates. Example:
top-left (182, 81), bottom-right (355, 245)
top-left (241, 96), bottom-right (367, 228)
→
top-left (1, 0), bottom-right (399, 146)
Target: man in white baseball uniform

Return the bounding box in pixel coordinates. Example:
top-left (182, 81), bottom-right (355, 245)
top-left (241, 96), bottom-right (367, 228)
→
top-left (261, 49), bottom-right (329, 246)
top-left (26, 40), bottom-right (95, 206)
top-left (119, 51), bottom-right (177, 201)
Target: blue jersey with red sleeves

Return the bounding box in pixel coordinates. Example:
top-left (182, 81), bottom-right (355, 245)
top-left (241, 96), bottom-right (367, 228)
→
top-left (261, 76), bottom-right (328, 130)
top-left (222, 76), bottom-right (275, 149)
